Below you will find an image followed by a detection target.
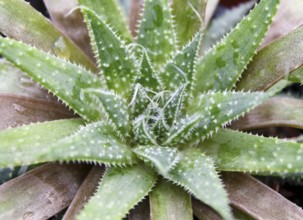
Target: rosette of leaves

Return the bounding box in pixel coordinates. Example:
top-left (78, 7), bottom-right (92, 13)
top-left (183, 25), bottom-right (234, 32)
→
top-left (1, 0), bottom-right (303, 219)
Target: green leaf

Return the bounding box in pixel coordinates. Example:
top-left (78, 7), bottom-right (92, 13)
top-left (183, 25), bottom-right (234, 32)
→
top-left (77, 164), bottom-right (157, 220)
top-left (172, 0), bottom-right (206, 46)
top-left (0, 0), bottom-right (96, 71)
top-left (203, 129), bottom-right (303, 173)
top-left (0, 120), bottom-right (138, 168)
top-left (82, 8), bottom-right (138, 97)
top-left (195, 0), bottom-right (279, 93)
top-left (133, 145), bottom-right (180, 175)
top-left (0, 119), bottom-right (84, 168)
top-left (81, 89), bottom-right (130, 137)
top-left (167, 148), bottom-right (233, 220)
top-left (137, 0), bottom-right (178, 68)
top-left (164, 84), bottom-right (188, 126)
top-left (160, 31), bottom-right (202, 92)
top-left (133, 116), bottom-right (158, 146)
top-left (79, 0), bottom-right (132, 43)
top-left (150, 178), bottom-right (192, 220)
top-left (202, 1), bottom-right (254, 53)
top-left (231, 96), bottom-right (303, 130)
top-left (0, 37), bottom-right (103, 121)
top-left (289, 65), bottom-right (303, 84)
top-left (137, 52), bottom-right (161, 91)
top-left (130, 84), bottom-right (151, 118)
top-left (46, 122), bottom-right (138, 165)
top-left (165, 91), bottom-right (271, 146)
top-left (237, 26), bottom-right (303, 91)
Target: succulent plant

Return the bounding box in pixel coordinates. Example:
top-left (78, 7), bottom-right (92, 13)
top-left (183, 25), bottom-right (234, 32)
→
top-left (1, 0), bottom-right (303, 219)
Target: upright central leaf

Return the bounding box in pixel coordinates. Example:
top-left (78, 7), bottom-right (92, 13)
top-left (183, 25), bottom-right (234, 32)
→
top-left (160, 31), bottom-right (202, 92)
top-left (82, 8), bottom-right (138, 97)
top-left (172, 0), bottom-right (207, 46)
top-left (137, 0), bottom-right (178, 68)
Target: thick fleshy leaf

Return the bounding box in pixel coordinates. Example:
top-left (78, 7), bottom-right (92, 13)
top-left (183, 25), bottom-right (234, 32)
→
top-left (133, 145), bottom-right (180, 175)
top-left (150, 178), bottom-right (192, 220)
top-left (0, 0), bottom-right (95, 71)
top-left (46, 122), bottom-right (137, 165)
top-left (289, 65), bottom-right (303, 84)
top-left (222, 172), bottom-right (303, 219)
top-left (137, 0), bottom-right (177, 68)
top-left (77, 164), bottom-right (157, 220)
top-left (0, 59), bottom-right (53, 100)
top-left (195, 0), bottom-right (279, 93)
top-left (79, 0), bottom-right (132, 43)
top-left (172, 0), bottom-right (206, 46)
top-left (82, 89), bottom-right (130, 136)
top-left (202, 1), bottom-right (254, 53)
top-left (63, 166), bottom-right (104, 220)
top-left (0, 37), bottom-right (103, 121)
top-left (231, 96), bottom-right (303, 130)
top-left (82, 8), bottom-right (138, 97)
top-left (164, 84), bottom-right (187, 126)
top-left (137, 52), bottom-right (161, 91)
top-left (0, 94), bottom-right (74, 129)
top-left (203, 129), bottom-right (303, 173)
top-left (165, 91), bottom-right (271, 146)
top-left (237, 26), bottom-right (303, 91)
top-left (133, 116), bottom-right (158, 146)
top-left (130, 84), bottom-right (151, 118)
top-left (166, 148), bottom-right (233, 220)
top-left (43, 0), bottom-right (94, 60)
top-left (160, 31), bottom-right (202, 92)
top-left (0, 163), bottom-right (89, 220)
top-left (0, 119), bottom-right (84, 168)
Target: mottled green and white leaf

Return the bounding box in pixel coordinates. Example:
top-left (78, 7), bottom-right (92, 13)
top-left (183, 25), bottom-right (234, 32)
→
top-left (137, 0), bottom-right (177, 68)
top-left (172, 0), bottom-right (206, 46)
top-left (77, 164), bottom-right (157, 220)
top-left (237, 26), bottom-right (303, 91)
top-left (0, 119), bottom-right (84, 168)
top-left (150, 178), bottom-right (192, 220)
top-left (0, 37), bottom-right (103, 121)
top-left (160, 31), bottom-right (202, 91)
top-left (82, 89), bottom-right (130, 136)
top-left (167, 148), bottom-right (233, 220)
top-left (133, 145), bottom-right (180, 175)
top-left (79, 0), bottom-right (132, 43)
top-left (195, 0), bottom-right (279, 93)
top-left (203, 129), bottom-right (303, 173)
top-left (82, 8), bottom-right (138, 97)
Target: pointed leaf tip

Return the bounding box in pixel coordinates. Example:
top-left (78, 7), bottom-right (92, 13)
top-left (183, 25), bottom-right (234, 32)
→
top-left (82, 8), bottom-right (138, 97)
top-left (195, 0), bottom-right (280, 93)
top-left (137, 0), bottom-right (178, 68)
top-left (167, 148), bottom-right (233, 220)
top-left (77, 165), bottom-right (157, 220)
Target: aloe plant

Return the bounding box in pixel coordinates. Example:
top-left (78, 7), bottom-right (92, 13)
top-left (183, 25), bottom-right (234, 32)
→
top-left (1, 0), bottom-right (303, 219)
